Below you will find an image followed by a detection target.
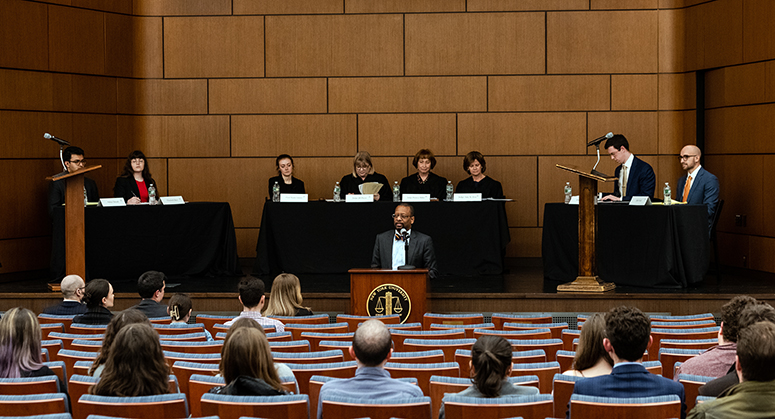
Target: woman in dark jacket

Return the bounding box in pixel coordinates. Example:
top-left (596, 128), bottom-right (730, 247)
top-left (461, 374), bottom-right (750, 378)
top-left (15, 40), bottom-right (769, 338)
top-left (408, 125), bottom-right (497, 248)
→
top-left (114, 150), bottom-right (157, 204)
top-left (73, 278), bottom-right (114, 325)
top-left (209, 326), bottom-right (288, 395)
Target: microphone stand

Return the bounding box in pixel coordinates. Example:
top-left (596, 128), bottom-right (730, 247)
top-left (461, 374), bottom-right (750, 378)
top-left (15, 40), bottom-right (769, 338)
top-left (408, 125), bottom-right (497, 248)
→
top-left (590, 143), bottom-right (607, 178)
top-left (398, 231), bottom-right (415, 270)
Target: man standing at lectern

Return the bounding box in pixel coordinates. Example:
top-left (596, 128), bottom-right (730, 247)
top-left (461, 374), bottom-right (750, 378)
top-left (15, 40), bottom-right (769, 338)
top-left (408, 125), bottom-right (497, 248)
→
top-left (371, 203), bottom-right (438, 278)
top-left (600, 134), bottom-right (655, 202)
top-left (677, 145), bottom-right (719, 232)
top-left (48, 146), bottom-right (100, 217)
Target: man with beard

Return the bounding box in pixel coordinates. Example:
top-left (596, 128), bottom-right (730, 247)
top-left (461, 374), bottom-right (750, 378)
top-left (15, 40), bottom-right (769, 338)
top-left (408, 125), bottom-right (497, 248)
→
top-left (371, 203), bottom-right (438, 279)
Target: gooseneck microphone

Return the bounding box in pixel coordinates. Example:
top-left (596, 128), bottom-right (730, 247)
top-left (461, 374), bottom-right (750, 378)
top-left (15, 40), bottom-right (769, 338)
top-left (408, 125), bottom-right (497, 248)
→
top-left (587, 132), bottom-right (614, 147)
top-left (44, 133), bottom-right (70, 146)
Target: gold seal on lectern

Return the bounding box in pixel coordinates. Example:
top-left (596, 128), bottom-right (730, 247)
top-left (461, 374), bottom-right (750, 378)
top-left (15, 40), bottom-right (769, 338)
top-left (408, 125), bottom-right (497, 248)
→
top-left (366, 283), bottom-right (411, 324)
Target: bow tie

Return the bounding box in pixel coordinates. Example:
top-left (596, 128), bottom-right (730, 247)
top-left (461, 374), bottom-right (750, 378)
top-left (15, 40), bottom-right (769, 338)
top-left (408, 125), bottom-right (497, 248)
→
top-left (395, 232), bottom-right (409, 241)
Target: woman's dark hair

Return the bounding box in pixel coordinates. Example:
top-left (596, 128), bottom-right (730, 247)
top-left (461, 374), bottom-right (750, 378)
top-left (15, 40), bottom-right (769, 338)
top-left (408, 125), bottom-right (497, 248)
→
top-left (120, 150), bottom-right (152, 181)
top-left (470, 335), bottom-right (512, 397)
top-left (168, 293), bottom-right (192, 322)
top-left (91, 323), bottom-right (169, 397)
top-left (412, 149), bottom-right (437, 170)
top-left (82, 279), bottom-right (111, 309)
top-left (89, 309), bottom-right (150, 376)
top-left (275, 154), bottom-right (294, 173)
top-left (572, 313), bottom-right (613, 372)
top-left (463, 151), bottom-right (486, 174)
top-left (219, 327), bottom-right (283, 391)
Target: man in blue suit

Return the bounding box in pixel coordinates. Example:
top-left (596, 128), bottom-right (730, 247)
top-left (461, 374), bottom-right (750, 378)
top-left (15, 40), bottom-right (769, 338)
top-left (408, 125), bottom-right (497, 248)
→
top-left (569, 306), bottom-right (686, 419)
top-left (601, 134), bottom-right (656, 201)
top-left (677, 145), bottom-right (719, 233)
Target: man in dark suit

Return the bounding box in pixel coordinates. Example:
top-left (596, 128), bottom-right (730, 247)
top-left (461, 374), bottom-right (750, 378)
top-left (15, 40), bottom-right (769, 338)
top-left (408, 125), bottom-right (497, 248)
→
top-left (47, 146), bottom-right (100, 217)
top-left (570, 306), bottom-right (686, 419)
top-left (677, 145), bottom-right (719, 232)
top-left (128, 270), bottom-right (169, 319)
top-left (42, 274), bottom-right (88, 315)
top-left (601, 134), bottom-right (656, 202)
top-left (371, 203), bottom-right (438, 278)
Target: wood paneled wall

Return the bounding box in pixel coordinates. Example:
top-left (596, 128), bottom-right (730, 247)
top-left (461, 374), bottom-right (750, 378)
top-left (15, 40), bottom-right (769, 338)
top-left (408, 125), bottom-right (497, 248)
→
top-left (1, 0), bottom-right (770, 275)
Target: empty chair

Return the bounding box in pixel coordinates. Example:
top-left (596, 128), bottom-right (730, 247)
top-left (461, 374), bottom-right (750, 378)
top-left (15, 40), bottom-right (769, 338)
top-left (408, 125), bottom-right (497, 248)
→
top-left (403, 338), bottom-right (476, 362)
top-left (57, 350), bottom-right (98, 379)
top-left (69, 324), bottom-right (107, 335)
top-left (188, 374), bottom-right (226, 417)
top-left (317, 340), bottom-right (354, 361)
top-left (677, 373), bottom-right (715, 413)
top-left (503, 322), bottom-right (569, 339)
top-left (38, 314), bottom-right (75, 333)
top-left (213, 323), bottom-right (275, 335)
top-left (556, 350), bottom-right (575, 373)
top-left (474, 328), bottom-right (552, 341)
top-left (309, 375), bottom-right (418, 419)
top-left (429, 323), bottom-right (496, 338)
top-left (70, 339), bottom-right (102, 353)
top-left (68, 375), bottom-right (99, 413)
top-left (272, 350), bottom-right (344, 365)
top-left (491, 313), bottom-right (552, 329)
top-left (429, 375), bottom-right (540, 419)
top-left (336, 314), bottom-right (401, 331)
top-left (652, 320), bottom-right (718, 329)
top-left (299, 332), bottom-right (354, 352)
top-left (268, 339), bottom-right (311, 353)
top-left (159, 340), bottom-right (223, 354)
top-left (385, 322), bottom-right (423, 331)
top-left (455, 349), bottom-right (547, 378)
top-left (391, 329), bottom-right (467, 352)
top-left (649, 327), bottom-right (719, 361)
top-left (422, 313), bottom-right (484, 330)
top-left (170, 361), bottom-right (219, 399)
top-left (41, 339), bottom-right (64, 362)
top-left (156, 332), bottom-right (209, 342)
top-left (285, 323), bottom-right (348, 341)
top-left (642, 360), bottom-right (663, 375)
top-left (322, 395), bottom-right (431, 419)
top-left (391, 350), bottom-right (445, 364)
top-left (441, 393), bottom-right (553, 419)
top-left (72, 361), bottom-right (93, 377)
top-left (284, 361), bottom-right (357, 395)
top-left (269, 314), bottom-right (330, 326)
top-left (147, 316), bottom-right (172, 324)
top-left (384, 362), bottom-right (459, 395)
top-left (695, 395), bottom-right (716, 404)
top-left (561, 329), bottom-right (581, 351)
top-left (265, 331), bottom-right (293, 342)
top-left (510, 361), bottom-right (560, 393)
top-left (0, 376), bottom-right (61, 395)
top-left (0, 393), bottom-right (70, 416)
top-left (569, 394), bottom-right (681, 418)
top-left (195, 314), bottom-right (234, 337)
top-left (40, 323), bottom-right (66, 339)
top-left (552, 373), bottom-right (586, 418)
top-left (48, 333), bottom-right (103, 351)
top-left (650, 313), bottom-right (714, 323)
top-left (43, 361), bottom-right (68, 390)
top-left (162, 350), bottom-right (221, 368)
top-left (660, 338), bottom-right (718, 351)
top-left (200, 393), bottom-right (309, 419)
top-left (75, 393), bottom-right (188, 419)
top-left (152, 323), bottom-right (206, 335)
top-left (659, 347), bottom-right (702, 379)
top-left (507, 338), bottom-right (563, 361)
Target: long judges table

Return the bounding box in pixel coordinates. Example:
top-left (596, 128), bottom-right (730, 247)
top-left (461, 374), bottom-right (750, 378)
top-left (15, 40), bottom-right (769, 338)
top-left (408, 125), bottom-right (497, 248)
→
top-left (542, 203), bottom-right (710, 288)
top-left (52, 202), bottom-right (241, 280)
top-left (254, 201), bottom-right (510, 279)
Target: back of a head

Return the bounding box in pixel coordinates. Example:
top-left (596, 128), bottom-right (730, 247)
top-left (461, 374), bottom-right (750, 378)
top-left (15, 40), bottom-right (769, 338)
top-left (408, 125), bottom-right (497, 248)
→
top-left (470, 335), bottom-right (512, 397)
top-left (605, 306), bottom-right (650, 362)
top-left (137, 271), bottom-right (165, 299)
top-left (264, 274), bottom-right (304, 317)
top-left (737, 303), bottom-right (775, 331)
top-left (720, 295), bottom-right (758, 343)
top-left (573, 313), bottom-right (613, 371)
top-left (168, 293), bottom-right (192, 322)
top-left (603, 134), bottom-right (629, 151)
top-left (90, 309), bottom-right (150, 375)
top-left (0, 307), bottom-right (43, 378)
top-left (220, 327), bottom-right (282, 391)
top-left (352, 319), bottom-right (392, 367)
top-left (737, 321), bottom-right (775, 382)
top-left (60, 275), bottom-right (84, 299)
top-left (238, 276), bottom-right (265, 309)
top-left (83, 279), bottom-right (110, 309)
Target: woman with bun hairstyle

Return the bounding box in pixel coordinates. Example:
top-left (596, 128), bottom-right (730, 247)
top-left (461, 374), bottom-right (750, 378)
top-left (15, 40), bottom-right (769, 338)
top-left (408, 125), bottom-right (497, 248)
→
top-left (73, 278), bottom-right (114, 325)
top-left (167, 293), bottom-right (214, 340)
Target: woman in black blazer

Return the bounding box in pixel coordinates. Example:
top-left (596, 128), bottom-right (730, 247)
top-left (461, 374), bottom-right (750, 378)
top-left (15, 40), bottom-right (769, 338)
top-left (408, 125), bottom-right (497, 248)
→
top-left (113, 150), bottom-right (157, 204)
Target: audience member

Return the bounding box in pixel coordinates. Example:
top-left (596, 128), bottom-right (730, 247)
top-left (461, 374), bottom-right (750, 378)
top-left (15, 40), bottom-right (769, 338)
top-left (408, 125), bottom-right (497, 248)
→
top-left (317, 320), bottom-right (424, 419)
top-left (129, 270), bottom-right (168, 319)
top-left (73, 279), bottom-right (114, 325)
top-left (570, 306), bottom-right (686, 419)
top-left (225, 317), bottom-right (294, 378)
top-left (262, 273), bottom-right (313, 317)
top-left (90, 323), bottom-right (169, 397)
top-left (209, 327), bottom-right (288, 395)
top-left (563, 313), bottom-right (614, 377)
top-left (89, 309), bottom-right (150, 377)
top-left (688, 321), bottom-right (775, 418)
top-left (0, 308), bottom-right (55, 378)
top-left (167, 293), bottom-right (213, 341)
top-left (224, 277), bottom-right (284, 332)
top-left (42, 274), bottom-right (87, 315)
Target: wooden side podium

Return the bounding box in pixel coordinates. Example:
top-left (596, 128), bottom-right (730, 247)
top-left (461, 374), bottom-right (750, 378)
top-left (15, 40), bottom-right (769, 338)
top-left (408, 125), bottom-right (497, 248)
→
top-left (555, 164), bottom-right (616, 293)
top-left (45, 165), bottom-right (101, 291)
top-left (349, 269), bottom-right (429, 324)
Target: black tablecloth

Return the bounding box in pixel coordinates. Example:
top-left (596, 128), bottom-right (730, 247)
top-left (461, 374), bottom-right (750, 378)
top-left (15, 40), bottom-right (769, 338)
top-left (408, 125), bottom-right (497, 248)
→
top-left (51, 202), bottom-right (241, 281)
top-left (254, 201), bottom-right (510, 279)
top-left (542, 203), bottom-right (710, 288)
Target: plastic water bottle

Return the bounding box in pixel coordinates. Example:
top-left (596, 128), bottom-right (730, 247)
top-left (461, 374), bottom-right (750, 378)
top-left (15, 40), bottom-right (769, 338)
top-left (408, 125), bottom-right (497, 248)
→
top-left (272, 181), bottom-right (280, 202)
top-left (392, 181), bottom-right (400, 202)
top-left (148, 184), bottom-right (157, 205)
top-left (446, 181), bottom-right (453, 201)
top-left (564, 182), bottom-right (572, 204)
top-left (664, 182), bottom-right (671, 206)
top-left (333, 181), bottom-right (341, 202)
top-left (83, 185), bottom-right (88, 206)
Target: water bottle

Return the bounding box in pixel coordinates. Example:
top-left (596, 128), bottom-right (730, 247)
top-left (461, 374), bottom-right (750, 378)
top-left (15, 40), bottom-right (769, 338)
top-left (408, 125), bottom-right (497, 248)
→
top-left (148, 184), bottom-right (157, 205)
top-left (272, 181), bottom-right (280, 202)
top-left (333, 181), bottom-right (341, 202)
top-left (446, 180), bottom-right (453, 201)
top-left (664, 182), bottom-right (671, 206)
top-left (564, 182), bottom-right (572, 204)
top-left (83, 185), bottom-right (88, 206)
top-left (392, 181), bottom-right (400, 202)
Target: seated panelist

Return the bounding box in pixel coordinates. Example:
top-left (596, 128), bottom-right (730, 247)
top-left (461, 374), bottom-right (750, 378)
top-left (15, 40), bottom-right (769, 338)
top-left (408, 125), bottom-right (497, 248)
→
top-left (113, 150), bottom-right (156, 205)
top-left (455, 151), bottom-right (504, 199)
top-left (267, 154), bottom-right (305, 196)
top-left (339, 151), bottom-right (391, 201)
top-left (400, 149), bottom-right (448, 200)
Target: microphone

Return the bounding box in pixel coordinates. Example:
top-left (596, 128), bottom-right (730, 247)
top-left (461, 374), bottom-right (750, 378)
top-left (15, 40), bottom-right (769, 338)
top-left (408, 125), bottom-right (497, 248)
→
top-left (398, 228), bottom-right (415, 270)
top-left (587, 132), bottom-right (613, 147)
top-left (400, 228), bottom-right (408, 241)
top-left (44, 133), bottom-right (70, 146)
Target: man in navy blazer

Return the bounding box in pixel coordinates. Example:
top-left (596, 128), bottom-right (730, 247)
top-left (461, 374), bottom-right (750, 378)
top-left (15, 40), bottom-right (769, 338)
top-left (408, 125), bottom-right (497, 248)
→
top-left (677, 145), bottom-right (719, 232)
top-left (371, 203), bottom-right (438, 278)
top-left (569, 306), bottom-right (686, 419)
top-left (601, 134), bottom-right (656, 202)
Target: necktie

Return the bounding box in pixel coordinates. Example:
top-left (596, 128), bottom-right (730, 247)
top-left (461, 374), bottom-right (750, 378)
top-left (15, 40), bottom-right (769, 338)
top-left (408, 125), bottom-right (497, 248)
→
top-left (620, 165), bottom-right (628, 197)
top-left (395, 232), bottom-right (403, 241)
top-left (682, 176), bottom-right (692, 202)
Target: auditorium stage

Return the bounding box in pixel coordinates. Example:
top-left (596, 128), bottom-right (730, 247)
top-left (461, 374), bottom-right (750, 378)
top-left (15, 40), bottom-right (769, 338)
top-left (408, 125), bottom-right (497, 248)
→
top-left (1, 258), bottom-right (773, 318)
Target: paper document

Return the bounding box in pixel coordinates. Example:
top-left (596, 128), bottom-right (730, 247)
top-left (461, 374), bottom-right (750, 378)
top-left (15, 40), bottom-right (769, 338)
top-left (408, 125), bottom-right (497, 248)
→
top-left (359, 182), bottom-right (383, 195)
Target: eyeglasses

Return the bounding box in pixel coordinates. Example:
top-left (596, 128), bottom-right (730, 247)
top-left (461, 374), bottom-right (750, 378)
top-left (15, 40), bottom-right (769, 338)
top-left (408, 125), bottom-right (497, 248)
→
top-left (679, 155), bottom-right (697, 161)
top-left (392, 214), bottom-right (411, 220)
top-left (69, 159), bottom-right (85, 165)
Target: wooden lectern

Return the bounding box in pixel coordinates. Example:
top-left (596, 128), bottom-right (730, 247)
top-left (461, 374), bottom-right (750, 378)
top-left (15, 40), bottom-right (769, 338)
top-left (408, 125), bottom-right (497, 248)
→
top-left (45, 165), bottom-right (101, 291)
top-left (555, 164), bottom-right (616, 292)
top-left (349, 269), bottom-right (429, 324)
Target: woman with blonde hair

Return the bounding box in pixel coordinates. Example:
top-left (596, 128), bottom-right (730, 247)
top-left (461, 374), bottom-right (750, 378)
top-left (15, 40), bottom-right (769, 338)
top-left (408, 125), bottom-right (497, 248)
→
top-left (209, 326), bottom-right (287, 395)
top-left (563, 313), bottom-right (614, 377)
top-left (339, 151), bottom-right (391, 201)
top-left (0, 307), bottom-right (53, 378)
top-left (263, 274), bottom-right (313, 317)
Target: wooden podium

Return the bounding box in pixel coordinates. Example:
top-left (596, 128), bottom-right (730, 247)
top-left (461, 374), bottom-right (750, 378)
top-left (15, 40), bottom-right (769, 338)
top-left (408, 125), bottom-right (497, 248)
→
top-left (45, 165), bottom-right (101, 291)
top-left (555, 164), bottom-right (617, 293)
top-left (349, 269), bottom-right (429, 324)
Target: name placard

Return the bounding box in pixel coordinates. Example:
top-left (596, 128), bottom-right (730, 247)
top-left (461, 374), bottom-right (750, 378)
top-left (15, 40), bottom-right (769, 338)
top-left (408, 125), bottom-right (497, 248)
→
top-left (280, 193), bottom-right (308, 203)
top-left (401, 194), bottom-right (431, 202)
top-left (568, 196), bottom-right (579, 205)
top-left (160, 196), bottom-right (185, 205)
top-left (99, 198), bottom-right (126, 207)
top-left (346, 194), bottom-right (374, 203)
top-left (453, 193), bottom-right (482, 202)
top-left (629, 196), bottom-right (652, 206)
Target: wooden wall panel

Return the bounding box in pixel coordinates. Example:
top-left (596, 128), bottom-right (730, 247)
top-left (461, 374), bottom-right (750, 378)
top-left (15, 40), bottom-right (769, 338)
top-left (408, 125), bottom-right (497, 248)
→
top-left (209, 78), bottom-right (328, 114)
top-left (483, 157), bottom-right (538, 227)
top-left (767, 61), bottom-right (775, 102)
top-left (133, 0), bottom-right (232, 16)
top-left (657, 156), bottom-right (685, 200)
top-left (71, 0), bottom-right (132, 14)
top-left (366, 157), bottom-right (414, 194)
top-left (702, 0), bottom-right (743, 69)
top-left (117, 79), bottom-right (208, 115)
top-left (658, 111), bottom-right (695, 155)
top-left (611, 75), bottom-right (658, 111)
top-left (0, 160), bottom-right (63, 238)
top-left (743, 0), bottom-right (775, 62)
top-left (506, 228), bottom-right (542, 258)
top-left (457, 113), bottom-right (587, 156)
top-left (0, 70), bottom-right (72, 112)
top-left (430, 156), bottom-right (471, 189)
top-left (683, 3), bottom-right (705, 71)
top-left (105, 15), bottom-right (163, 78)
top-left (547, 11), bottom-right (658, 74)
top-left (659, 0), bottom-right (712, 8)
top-left (659, 73), bottom-right (696, 110)
top-left (265, 15), bottom-right (403, 77)
top-left (328, 77), bottom-right (487, 113)
top-left (345, 0), bottom-right (465, 13)
top-left (71, 114), bottom-right (118, 158)
top-left (659, 9), bottom-right (686, 73)
top-left (591, 0), bottom-right (658, 9)
top-left (0, 111), bottom-right (73, 159)
top-left (587, 112), bottom-right (659, 155)
top-left (704, 63), bottom-right (766, 109)
top-left (0, 237), bottom-right (52, 274)
top-left (235, 0), bottom-right (343, 14)
top-left (48, 5), bottom-right (105, 75)
top-left (71, 75), bottom-right (117, 114)
top-left (704, 155), bottom-right (762, 234)
top-left (116, 116), bottom-right (231, 158)
top-left (716, 232), bottom-right (749, 268)
top-left (489, 76), bottom-right (610, 112)
top-left (762, 156), bottom-right (775, 238)
top-left (705, 105), bottom-right (775, 154)
top-left (88, 158), bottom-right (122, 203)
top-left (405, 13), bottom-right (545, 75)
top-left (749, 236), bottom-right (775, 273)
top-left (236, 228), bottom-right (260, 259)
top-left (704, 67), bottom-right (726, 109)
top-left (164, 17), bottom-right (264, 78)
top-left (0, 0), bottom-right (48, 70)
top-left (291, 157), bottom-right (367, 202)
top-left (467, 0), bottom-right (589, 11)
top-left (231, 114), bottom-right (357, 157)
top-left (358, 114), bottom-right (456, 157)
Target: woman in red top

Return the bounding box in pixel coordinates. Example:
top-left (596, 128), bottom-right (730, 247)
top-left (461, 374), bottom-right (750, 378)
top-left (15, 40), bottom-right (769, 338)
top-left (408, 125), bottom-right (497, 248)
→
top-left (113, 150), bottom-right (157, 204)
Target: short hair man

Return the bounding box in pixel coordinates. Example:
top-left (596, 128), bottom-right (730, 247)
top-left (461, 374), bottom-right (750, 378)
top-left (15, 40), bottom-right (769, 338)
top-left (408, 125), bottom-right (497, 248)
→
top-left (129, 270), bottom-right (169, 319)
top-left (600, 135), bottom-right (656, 202)
top-left (42, 274), bottom-right (88, 315)
top-left (371, 203), bottom-right (438, 278)
top-left (688, 321), bottom-right (775, 419)
top-left (676, 295), bottom-right (757, 379)
top-left (47, 146), bottom-right (100, 217)
top-left (570, 306), bottom-right (685, 419)
top-left (317, 320), bottom-right (424, 418)
top-left (677, 145), bottom-right (720, 233)
top-left (224, 276), bottom-right (284, 332)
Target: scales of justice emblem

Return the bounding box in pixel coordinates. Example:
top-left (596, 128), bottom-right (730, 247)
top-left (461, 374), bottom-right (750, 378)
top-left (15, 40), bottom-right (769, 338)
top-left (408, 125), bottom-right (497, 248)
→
top-left (366, 283), bottom-right (411, 324)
